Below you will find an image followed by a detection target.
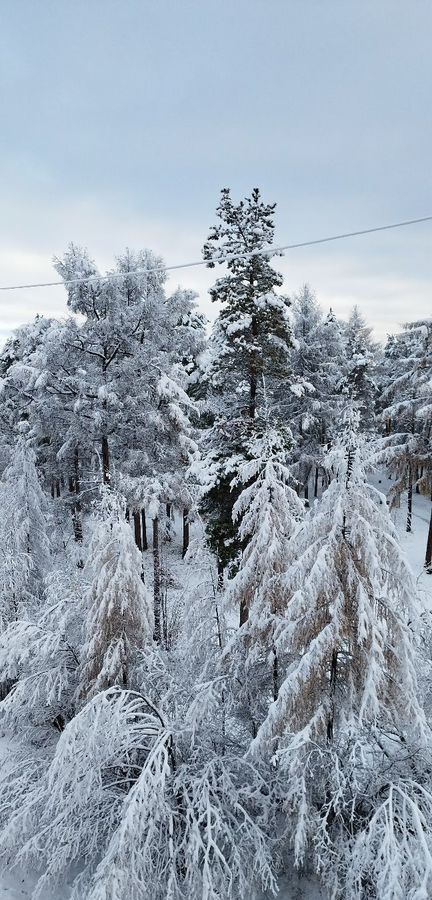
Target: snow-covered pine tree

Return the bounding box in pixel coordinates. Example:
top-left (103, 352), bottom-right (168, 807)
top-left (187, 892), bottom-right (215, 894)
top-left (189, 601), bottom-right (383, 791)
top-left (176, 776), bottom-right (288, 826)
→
top-left (53, 247), bottom-right (202, 555)
top-left (3, 247), bottom-right (204, 589)
top-left (379, 319), bottom-right (432, 548)
top-left (0, 315), bottom-right (54, 453)
top-left (288, 285), bottom-right (344, 503)
top-left (341, 306), bottom-right (378, 430)
top-left (0, 562), bottom-right (83, 734)
top-left (51, 244), bottom-right (168, 487)
top-left (79, 490), bottom-right (154, 699)
top-left (251, 408), bottom-right (432, 898)
top-left (201, 188), bottom-right (293, 587)
top-left (203, 188), bottom-right (291, 420)
top-left (223, 415), bottom-right (304, 738)
top-left (27, 317), bottom-right (95, 544)
top-left (121, 367), bottom-right (199, 646)
top-left (0, 428), bottom-right (51, 627)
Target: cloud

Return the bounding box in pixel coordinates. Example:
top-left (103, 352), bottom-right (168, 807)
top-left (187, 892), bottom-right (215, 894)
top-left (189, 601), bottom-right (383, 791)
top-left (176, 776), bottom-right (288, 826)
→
top-left (0, 1), bottom-right (431, 346)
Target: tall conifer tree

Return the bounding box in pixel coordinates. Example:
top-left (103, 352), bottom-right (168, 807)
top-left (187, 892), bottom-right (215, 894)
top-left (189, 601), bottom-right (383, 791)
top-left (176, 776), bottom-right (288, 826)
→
top-left (201, 189), bottom-right (293, 589)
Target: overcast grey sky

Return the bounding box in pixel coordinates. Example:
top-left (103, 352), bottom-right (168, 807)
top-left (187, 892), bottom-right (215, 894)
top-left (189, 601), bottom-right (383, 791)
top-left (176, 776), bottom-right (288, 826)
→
top-left (0, 0), bottom-right (431, 344)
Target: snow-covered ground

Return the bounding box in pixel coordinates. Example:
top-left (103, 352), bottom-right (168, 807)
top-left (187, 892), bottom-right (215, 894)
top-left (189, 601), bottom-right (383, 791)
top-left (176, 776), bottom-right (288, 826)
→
top-left (0, 478), bottom-right (430, 900)
top-left (0, 874), bottom-right (37, 899)
top-left (371, 470), bottom-right (432, 611)
top-left (261, 873), bottom-right (324, 900)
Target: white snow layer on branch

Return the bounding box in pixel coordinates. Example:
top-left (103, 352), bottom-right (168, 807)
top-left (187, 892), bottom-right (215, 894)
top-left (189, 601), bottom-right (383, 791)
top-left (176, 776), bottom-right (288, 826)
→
top-left (0, 687), bottom-right (276, 900)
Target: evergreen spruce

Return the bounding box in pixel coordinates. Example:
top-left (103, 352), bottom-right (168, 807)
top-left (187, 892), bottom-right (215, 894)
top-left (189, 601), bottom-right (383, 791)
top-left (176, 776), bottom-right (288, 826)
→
top-left (201, 188), bottom-right (293, 583)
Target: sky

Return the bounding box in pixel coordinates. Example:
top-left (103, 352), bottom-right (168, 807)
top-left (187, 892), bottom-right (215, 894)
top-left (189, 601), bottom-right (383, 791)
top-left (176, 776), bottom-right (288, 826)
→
top-left (0, 0), bottom-right (431, 344)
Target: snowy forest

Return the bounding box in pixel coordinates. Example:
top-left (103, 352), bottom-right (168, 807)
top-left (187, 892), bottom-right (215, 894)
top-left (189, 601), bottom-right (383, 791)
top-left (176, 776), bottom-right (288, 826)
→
top-left (1, 188), bottom-right (432, 900)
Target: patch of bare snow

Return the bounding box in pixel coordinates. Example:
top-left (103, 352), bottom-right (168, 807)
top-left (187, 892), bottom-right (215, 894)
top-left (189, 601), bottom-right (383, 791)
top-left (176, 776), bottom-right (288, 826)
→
top-left (371, 470), bottom-right (432, 609)
top-left (261, 873), bottom-right (325, 899)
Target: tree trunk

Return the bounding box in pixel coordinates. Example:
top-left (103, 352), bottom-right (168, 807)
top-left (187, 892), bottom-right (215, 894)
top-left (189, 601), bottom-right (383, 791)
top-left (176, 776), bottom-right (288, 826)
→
top-left (133, 510), bottom-right (142, 551)
top-left (217, 559), bottom-right (224, 592)
top-left (249, 311), bottom-right (258, 418)
top-left (215, 596), bottom-right (227, 754)
top-left (239, 597), bottom-right (248, 627)
top-left (101, 435), bottom-right (110, 485)
top-left (425, 507), bottom-right (432, 573)
top-left (182, 508), bottom-right (190, 558)
top-left (72, 448), bottom-right (83, 547)
top-left (162, 584), bottom-right (168, 649)
top-left (407, 470), bottom-right (413, 533)
top-left (141, 509), bottom-right (148, 551)
top-left (314, 466), bottom-right (319, 499)
top-left (152, 517), bottom-right (161, 643)
top-left (272, 646), bottom-right (279, 701)
top-left (164, 503), bottom-right (173, 543)
top-left (326, 649), bottom-right (338, 742)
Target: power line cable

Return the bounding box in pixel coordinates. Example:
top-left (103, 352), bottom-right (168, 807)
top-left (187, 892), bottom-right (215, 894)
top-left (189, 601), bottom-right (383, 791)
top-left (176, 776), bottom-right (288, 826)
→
top-left (0, 214), bottom-right (431, 293)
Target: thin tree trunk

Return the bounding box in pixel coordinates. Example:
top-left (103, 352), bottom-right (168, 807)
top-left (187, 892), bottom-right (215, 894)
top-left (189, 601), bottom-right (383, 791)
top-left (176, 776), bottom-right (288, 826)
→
top-left (71, 448), bottom-right (83, 548)
top-left (249, 312), bottom-right (258, 419)
top-left (327, 649), bottom-right (338, 742)
top-left (272, 646), bottom-right (279, 701)
top-left (162, 583), bottom-right (168, 649)
top-left (407, 470), bottom-right (413, 533)
top-left (141, 509), bottom-right (148, 550)
top-left (217, 559), bottom-right (224, 592)
top-left (182, 508), bottom-right (190, 558)
top-left (164, 503), bottom-right (172, 543)
top-left (153, 517), bottom-right (161, 644)
top-left (425, 507), bottom-right (432, 573)
top-left (239, 597), bottom-right (248, 627)
top-left (314, 466), bottom-right (319, 499)
top-left (102, 435), bottom-right (110, 485)
top-left (133, 510), bottom-right (142, 551)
